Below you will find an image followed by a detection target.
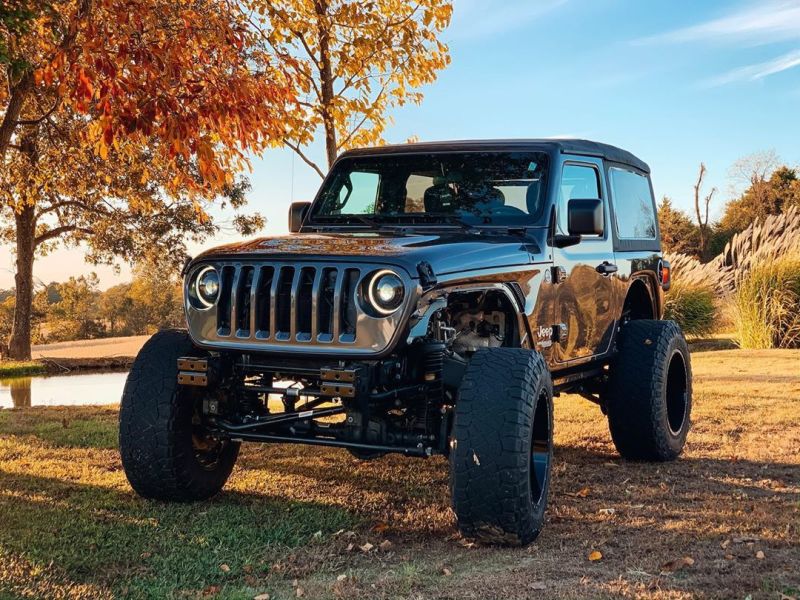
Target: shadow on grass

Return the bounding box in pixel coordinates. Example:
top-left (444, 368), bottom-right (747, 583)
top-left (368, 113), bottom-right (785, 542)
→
top-left (0, 469), bottom-right (357, 598)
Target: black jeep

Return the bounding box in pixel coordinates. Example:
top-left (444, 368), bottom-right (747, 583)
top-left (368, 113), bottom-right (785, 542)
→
top-left (119, 139), bottom-right (691, 545)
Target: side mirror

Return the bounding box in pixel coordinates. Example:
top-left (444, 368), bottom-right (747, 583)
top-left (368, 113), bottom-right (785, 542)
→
top-left (288, 201), bottom-right (311, 233)
top-left (567, 198), bottom-right (604, 236)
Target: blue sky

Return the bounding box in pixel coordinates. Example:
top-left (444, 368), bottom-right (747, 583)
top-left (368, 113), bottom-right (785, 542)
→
top-left (4, 0), bottom-right (799, 289)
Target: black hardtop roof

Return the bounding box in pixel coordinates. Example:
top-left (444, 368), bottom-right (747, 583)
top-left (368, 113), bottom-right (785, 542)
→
top-left (339, 138), bottom-right (650, 174)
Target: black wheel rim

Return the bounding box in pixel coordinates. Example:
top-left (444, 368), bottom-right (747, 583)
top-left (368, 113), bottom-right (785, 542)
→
top-left (530, 391), bottom-right (551, 505)
top-left (665, 350), bottom-right (689, 435)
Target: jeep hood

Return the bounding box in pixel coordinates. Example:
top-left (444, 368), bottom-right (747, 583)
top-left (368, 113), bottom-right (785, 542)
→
top-left (193, 229), bottom-right (549, 278)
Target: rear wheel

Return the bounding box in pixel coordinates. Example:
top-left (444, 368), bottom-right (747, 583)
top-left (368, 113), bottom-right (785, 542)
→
top-left (119, 329), bottom-right (239, 501)
top-left (604, 320), bottom-right (692, 461)
top-left (450, 348), bottom-right (553, 545)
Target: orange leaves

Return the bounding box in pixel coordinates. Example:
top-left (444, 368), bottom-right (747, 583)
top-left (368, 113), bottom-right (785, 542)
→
top-left (17, 0), bottom-right (296, 198)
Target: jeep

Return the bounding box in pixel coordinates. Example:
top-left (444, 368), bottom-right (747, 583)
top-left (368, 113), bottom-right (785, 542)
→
top-left (119, 139), bottom-right (692, 545)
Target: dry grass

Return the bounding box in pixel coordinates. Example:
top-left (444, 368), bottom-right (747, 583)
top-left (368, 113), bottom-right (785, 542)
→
top-left (0, 349), bottom-right (798, 599)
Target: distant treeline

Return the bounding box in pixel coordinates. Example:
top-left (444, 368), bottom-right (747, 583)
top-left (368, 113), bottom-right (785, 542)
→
top-left (0, 269), bottom-right (183, 344)
top-left (658, 152), bottom-right (800, 261)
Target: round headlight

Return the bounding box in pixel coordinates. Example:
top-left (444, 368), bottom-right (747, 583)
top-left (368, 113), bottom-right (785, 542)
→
top-left (195, 266), bottom-right (220, 308)
top-left (368, 270), bottom-right (405, 315)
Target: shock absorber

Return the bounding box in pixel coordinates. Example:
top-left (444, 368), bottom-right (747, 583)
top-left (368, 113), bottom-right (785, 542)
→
top-left (418, 341), bottom-right (445, 432)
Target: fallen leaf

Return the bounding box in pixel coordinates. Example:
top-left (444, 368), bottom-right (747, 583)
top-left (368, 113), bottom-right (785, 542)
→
top-left (243, 564), bottom-right (253, 574)
top-left (588, 550), bottom-right (603, 562)
top-left (346, 543), bottom-right (355, 552)
top-left (359, 542), bottom-right (374, 553)
top-left (570, 487), bottom-right (590, 498)
top-left (755, 550), bottom-right (765, 560)
top-left (220, 564), bottom-right (231, 573)
top-left (379, 540), bottom-right (393, 551)
top-left (336, 574), bottom-right (347, 582)
top-left (312, 530), bottom-right (322, 539)
top-left (253, 594), bottom-right (270, 600)
top-left (472, 451), bottom-right (481, 466)
top-left (296, 587), bottom-right (304, 598)
top-left (660, 556), bottom-right (694, 572)
top-left (371, 522), bottom-right (390, 534)
top-left (442, 567), bottom-right (452, 576)
top-left (598, 508), bottom-right (615, 515)
top-left (721, 539), bottom-right (730, 549)
top-left (724, 554), bottom-right (735, 560)
top-left (140, 552), bottom-right (152, 559)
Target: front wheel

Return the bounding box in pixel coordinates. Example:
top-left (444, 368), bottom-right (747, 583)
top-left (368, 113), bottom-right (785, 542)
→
top-left (450, 348), bottom-right (553, 546)
top-left (604, 320), bottom-right (692, 461)
top-left (119, 329), bottom-right (239, 501)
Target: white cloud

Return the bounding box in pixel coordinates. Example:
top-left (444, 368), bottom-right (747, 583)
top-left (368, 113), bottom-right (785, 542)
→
top-left (705, 48), bottom-right (800, 86)
top-left (636, 0), bottom-right (800, 45)
top-left (447, 0), bottom-right (568, 41)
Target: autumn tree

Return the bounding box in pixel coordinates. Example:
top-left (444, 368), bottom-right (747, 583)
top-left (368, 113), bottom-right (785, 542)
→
top-left (657, 197), bottom-right (700, 256)
top-left (251, 0), bottom-right (452, 174)
top-left (0, 0), bottom-right (295, 359)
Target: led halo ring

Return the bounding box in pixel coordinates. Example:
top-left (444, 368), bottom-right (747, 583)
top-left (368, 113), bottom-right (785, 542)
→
top-left (367, 269), bottom-right (405, 315)
top-left (194, 265), bottom-right (220, 308)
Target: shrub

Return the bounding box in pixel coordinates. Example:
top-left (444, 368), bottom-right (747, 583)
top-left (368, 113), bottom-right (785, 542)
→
top-left (663, 283), bottom-right (717, 338)
top-left (733, 258), bottom-right (800, 349)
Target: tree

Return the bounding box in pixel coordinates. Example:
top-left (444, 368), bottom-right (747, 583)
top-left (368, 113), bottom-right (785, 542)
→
top-left (714, 155), bottom-right (800, 253)
top-left (1, 0), bottom-right (295, 359)
top-left (692, 163), bottom-right (716, 260)
top-left (99, 282), bottom-right (133, 336)
top-left (252, 0), bottom-right (452, 174)
top-left (657, 197), bottom-right (700, 256)
top-left (45, 273), bottom-right (103, 341)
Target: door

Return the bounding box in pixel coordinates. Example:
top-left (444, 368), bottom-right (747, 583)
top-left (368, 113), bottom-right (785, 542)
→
top-left (552, 158), bottom-right (617, 363)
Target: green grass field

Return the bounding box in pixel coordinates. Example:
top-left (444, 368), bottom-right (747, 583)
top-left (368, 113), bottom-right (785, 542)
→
top-left (0, 349), bottom-right (798, 599)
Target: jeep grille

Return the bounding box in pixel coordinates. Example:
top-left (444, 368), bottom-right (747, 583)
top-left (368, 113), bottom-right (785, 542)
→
top-left (184, 261), bottom-right (415, 356)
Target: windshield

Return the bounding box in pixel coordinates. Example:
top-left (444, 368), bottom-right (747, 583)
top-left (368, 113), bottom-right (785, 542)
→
top-left (310, 151), bottom-right (550, 227)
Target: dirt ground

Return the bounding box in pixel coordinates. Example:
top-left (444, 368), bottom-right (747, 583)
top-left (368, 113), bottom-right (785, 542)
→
top-left (31, 335), bottom-right (150, 360)
top-left (0, 348), bottom-right (798, 599)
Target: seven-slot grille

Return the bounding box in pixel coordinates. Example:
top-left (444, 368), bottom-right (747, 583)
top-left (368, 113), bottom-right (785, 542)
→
top-left (216, 263), bottom-right (363, 344)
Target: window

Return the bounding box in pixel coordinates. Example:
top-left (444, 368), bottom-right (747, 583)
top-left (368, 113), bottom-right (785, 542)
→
top-left (609, 168), bottom-right (657, 239)
top-left (312, 152), bottom-right (550, 226)
top-left (559, 164), bottom-right (600, 234)
top-left (330, 171), bottom-right (379, 214)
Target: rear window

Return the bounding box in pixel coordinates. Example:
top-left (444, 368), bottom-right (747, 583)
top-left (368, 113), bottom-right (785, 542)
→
top-left (609, 168), bottom-right (657, 239)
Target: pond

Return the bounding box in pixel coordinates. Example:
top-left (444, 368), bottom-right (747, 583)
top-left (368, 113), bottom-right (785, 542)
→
top-left (0, 371), bottom-right (128, 409)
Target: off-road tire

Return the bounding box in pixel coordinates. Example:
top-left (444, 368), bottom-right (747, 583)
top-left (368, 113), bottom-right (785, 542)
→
top-left (119, 329), bottom-right (239, 501)
top-left (450, 348), bottom-right (553, 546)
top-left (605, 319), bottom-right (692, 461)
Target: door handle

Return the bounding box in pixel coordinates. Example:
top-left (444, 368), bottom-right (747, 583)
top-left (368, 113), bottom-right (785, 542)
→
top-left (596, 261), bottom-right (618, 275)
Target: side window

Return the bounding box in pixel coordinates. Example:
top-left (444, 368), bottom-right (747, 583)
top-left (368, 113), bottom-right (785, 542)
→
top-left (609, 168), bottom-right (657, 239)
top-left (559, 164), bottom-right (601, 234)
top-left (334, 171), bottom-right (379, 214)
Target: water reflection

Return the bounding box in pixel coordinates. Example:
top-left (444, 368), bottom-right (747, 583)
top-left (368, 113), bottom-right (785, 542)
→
top-left (0, 371), bottom-right (128, 409)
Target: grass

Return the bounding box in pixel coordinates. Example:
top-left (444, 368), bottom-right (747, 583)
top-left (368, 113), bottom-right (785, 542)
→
top-left (733, 258), bottom-right (800, 349)
top-left (0, 361), bottom-right (47, 378)
top-left (1, 349), bottom-right (799, 599)
top-left (663, 282), bottom-right (717, 337)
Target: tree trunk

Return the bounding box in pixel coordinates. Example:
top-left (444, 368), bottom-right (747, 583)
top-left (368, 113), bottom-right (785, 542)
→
top-left (0, 72), bottom-right (33, 161)
top-left (8, 204), bottom-right (36, 360)
top-left (314, 0), bottom-right (337, 167)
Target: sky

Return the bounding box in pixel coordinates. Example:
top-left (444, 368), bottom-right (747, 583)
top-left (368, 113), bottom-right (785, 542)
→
top-left (3, 0), bottom-right (799, 289)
